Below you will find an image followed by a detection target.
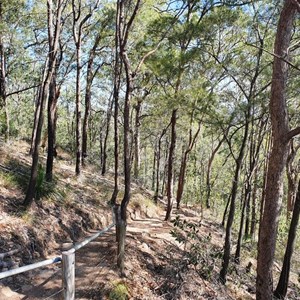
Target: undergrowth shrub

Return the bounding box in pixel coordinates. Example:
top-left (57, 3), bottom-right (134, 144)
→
top-left (171, 215), bottom-right (222, 280)
top-left (109, 281), bottom-right (129, 300)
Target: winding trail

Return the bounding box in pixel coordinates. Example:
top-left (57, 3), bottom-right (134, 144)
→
top-left (0, 208), bottom-right (185, 300)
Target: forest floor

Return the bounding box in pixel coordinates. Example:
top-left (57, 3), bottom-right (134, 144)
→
top-left (0, 139), bottom-right (299, 300)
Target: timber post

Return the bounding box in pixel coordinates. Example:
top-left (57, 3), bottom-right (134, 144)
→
top-left (62, 248), bottom-right (75, 300)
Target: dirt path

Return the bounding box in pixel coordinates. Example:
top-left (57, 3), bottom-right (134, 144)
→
top-left (0, 209), bottom-right (183, 300)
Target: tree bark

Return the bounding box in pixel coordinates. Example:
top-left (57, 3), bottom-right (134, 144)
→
top-left (274, 179), bottom-right (300, 299)
top-left (206, 136), bottom-right (225, 209)
top-left (115, 0), bottom-right (141, 275)
top-left (45, 75), bottom-right (59, 182)
top-left (286, 142), bottom-right (300, 217)
top-left (165, 109), bottom-right (177, 221)
top-left (101, 94), bottom-right (113, 175)
top-left (220, 109), bottom-right (249, 282)
top-left (24, 0), bottom-right (63, 207)
top-left (72, 0), bottom-right (97, 175)
top-left (176, 122), bottom-right (200, 209)
top-left (133, 99), bottom-right (142, 179)
top-left (0, 1), bottom-right (8, 142)
top-left (154, 124), bottom-right (170, 201)
top-left (256, 2), bottom-right (298, 298)
top-left (82, 32), bottom-right (102, 167)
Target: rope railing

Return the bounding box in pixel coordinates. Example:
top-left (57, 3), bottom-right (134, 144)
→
top-left (0, 222), bottom-right (115, 300)
top-left (0, 257), bottom-right (62, 280)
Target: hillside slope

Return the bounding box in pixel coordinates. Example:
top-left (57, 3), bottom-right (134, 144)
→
top-left (0, 140), bottom-right (299, 299)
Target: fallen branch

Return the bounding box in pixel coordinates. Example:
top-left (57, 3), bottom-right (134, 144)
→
top-left (0, 247), bottom-right (21, 260)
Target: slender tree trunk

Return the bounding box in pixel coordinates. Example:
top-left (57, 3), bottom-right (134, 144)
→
top-left (23, 82), bottom-right (48, 207)
top-left (165, 109), bottom-right (177, 221)
top-left (72, 0), bottom-right (96, 175)
top-left (0, 5), bottom-right (8, 142)
top-left (74, 44), bottom-right (82, 175)
top-left (286, 142), bottom-right (300, 217)
top-left (221, 193), bottom-right (231, 227)
top-left (161, 140), bottom-right (169, 197)
top-left (206, 136), bottom-right (225, 208)
top-left (176, 122), bottom-right (200, 209)
top-left (235, 182), bottom-right (251, 263)
top-left (152, 145), bottom-right (156, 190)
top-left (101, 95), bottom-right (113, 175)
top-left (176, 152), bottom-right (188, 209)
top-left (133, 99), bottom-right (142, 178)
top-left (30, 83), bottom-right (44, 155)
top-left (46, 75), bottom-right (59, 181)
top-left (274, 179), bottom-right (300, 299)
top-left (154, 125), bottom-right (169, 201)
top-left (24, 0), bottom-right (63, 207)
top-left (250, 167), bottom-right (258, 238)
top-left (82, 64), bottom-right (92, 167)
top-left (220, 116), bottom-right (249, 283)
top-left (110, 7), bottom-right (122, 204)
top-left (82, 33), bottom-right (102, 167)
top-left (115, 0), bottom-right (141, 275)
top-left (256, 2), bottom-right (298, 298)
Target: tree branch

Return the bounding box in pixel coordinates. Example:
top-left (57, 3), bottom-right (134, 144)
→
top-left (287, 126), bottom-right (300, 140)
top-left (6, 84), bottom-right (41, 97)
top-left (246, 42), bottom-right (300, 72)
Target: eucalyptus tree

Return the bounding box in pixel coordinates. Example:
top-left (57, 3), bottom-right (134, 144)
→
top-left (71, 0), bottom-right (100, 175)
top-left (112, 0), bottom-right (164, 274)
top-left (274, 178), bottom-right (300, 299)
top-left (257, 1), bottom-right (300, 298)
top-left (147, 0), bottom-right (222, 220)
top-left (0, 0), bottom-right (35, 141)
top-left (82, 7), bottom-right (114, 167)
top-left (23, 0), bottom-right (66, 207)
top-left (200, 2), bottom-right (275, 281)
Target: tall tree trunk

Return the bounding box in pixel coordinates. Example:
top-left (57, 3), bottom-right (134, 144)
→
top-left (154, 124), bottom-right (170, 201)
top-left (274, 179), bottom-right (300, 299)
top-left (74, 44), bottom-right (82, 175)
top-left (46, 75), bottom-right (59, 182)
top-left (133, 99), bottom-right (142, 179)
top-left (235, 182), bottom-right (251, 263)
top-left (23, 0), bottom-right (63, 207)
top-left (152, 145), bottom-right (156, 190)
top-left (206, 136), bottom-right (225, 208)
top-left (110, 0), bottom-right (122, 204)
top-left (250, 167), bottom-right (258, 238)
top-left (256, 2), bottom-right (299, 298)
top-left (30, 74), bottom-right (46, 155)
top-left (72, 0), bottom-right (96, 175)
top-left (0, 3), bottom-right (8, 142)
top-left (161, 140), bottom-right (169, 197)
top-left (115, 0), bottom-right (141, 275)
top-left (82, 63), bottom-right (91, 167)
top-left (176, 122), bottom-right (200, 209)
top-left (165, 109), bottom-right (177, 221)
top-left (101, 95), bottom-right (113, 175)
top-left (82, 32), bottom-right (102, 167)
top-left (219, 116), bottom-right (249, 283)
top-left (286, 142), bottom-right (300, 217)
top-left (23, 80), bottom-right (48, 207)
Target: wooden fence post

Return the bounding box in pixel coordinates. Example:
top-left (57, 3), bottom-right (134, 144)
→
top-left (62, 248), bottom-right (75, 300)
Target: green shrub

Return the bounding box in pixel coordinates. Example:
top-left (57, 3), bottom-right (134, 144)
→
top-left (109, 282), bottom-right (129, 300)
top-left (171, 215), bottom-right (221, 279)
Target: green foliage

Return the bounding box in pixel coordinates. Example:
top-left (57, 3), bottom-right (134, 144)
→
top-left (171, 215), bottom-right (222, 279)
top-left (109, 282), bottom-right (129, 300)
